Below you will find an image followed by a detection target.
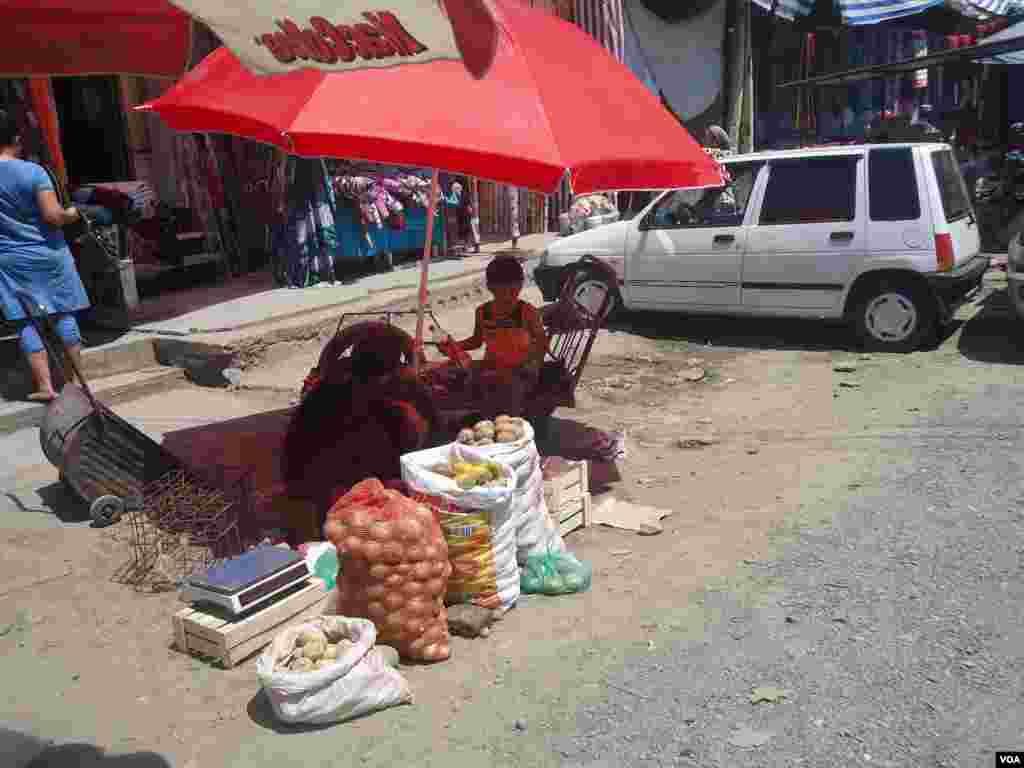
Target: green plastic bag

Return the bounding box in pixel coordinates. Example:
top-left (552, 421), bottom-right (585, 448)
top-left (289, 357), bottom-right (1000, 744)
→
top-left (313, 547), bottom-right (339, 591)
top-left (520, 550), bottom-right (592, 596)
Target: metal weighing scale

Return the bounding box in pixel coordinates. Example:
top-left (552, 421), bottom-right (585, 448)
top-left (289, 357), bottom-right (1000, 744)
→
top-left (183, 546), bottom-right (311, 616)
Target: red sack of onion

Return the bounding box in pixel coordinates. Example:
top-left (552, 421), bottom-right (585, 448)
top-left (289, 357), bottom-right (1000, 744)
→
top-left (324, 478), bottom-right (451, 662)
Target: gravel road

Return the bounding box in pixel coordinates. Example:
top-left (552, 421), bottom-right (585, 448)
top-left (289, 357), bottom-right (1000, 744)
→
top-left (553, 385), bottom-right (1024, 768)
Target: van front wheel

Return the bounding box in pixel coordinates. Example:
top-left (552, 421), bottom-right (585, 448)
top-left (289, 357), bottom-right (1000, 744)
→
top-left (852, 282), bottom-right (935, 352)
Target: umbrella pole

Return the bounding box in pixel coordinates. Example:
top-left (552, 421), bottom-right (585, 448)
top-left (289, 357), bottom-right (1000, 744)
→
top-left (414, 169), bottom-right (441, 373)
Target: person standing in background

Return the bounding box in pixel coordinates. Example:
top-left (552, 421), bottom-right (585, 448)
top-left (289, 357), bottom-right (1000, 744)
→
top-left (0, 109), bottom-right (89, 401)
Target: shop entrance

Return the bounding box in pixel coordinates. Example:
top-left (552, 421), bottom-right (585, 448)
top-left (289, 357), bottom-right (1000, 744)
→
top-left (51, 76), bottom-right (131, 186)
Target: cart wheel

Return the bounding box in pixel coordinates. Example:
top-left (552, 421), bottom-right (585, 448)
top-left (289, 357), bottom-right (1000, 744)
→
top-left (90, 495), bottom-right (125, 528)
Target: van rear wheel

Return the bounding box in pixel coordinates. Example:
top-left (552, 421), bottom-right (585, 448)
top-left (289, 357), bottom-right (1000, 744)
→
top-left (852, 281), bottom-right (935, 352)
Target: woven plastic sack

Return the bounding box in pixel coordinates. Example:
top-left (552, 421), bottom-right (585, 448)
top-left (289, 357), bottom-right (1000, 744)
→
top-left (401, 443), bottom-right (519, 614)
top-left (520, 550), bottom-right (592, 596)
top-left (256, 615), bottom-right (412, 725)
top-left (324, 479), bottom-right (451, 663)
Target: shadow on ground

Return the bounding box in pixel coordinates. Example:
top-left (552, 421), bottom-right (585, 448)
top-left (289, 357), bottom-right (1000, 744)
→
top-left (957, 287), bottom-right (1024, 364)
top-left (0, 727), bottom-right (171, 768)
top-left (607, 310), bottom-right (856, 353)
top-left (0, 320), bottom-right (129, 402)
top-left (3, 481), bottom-right (88, 526)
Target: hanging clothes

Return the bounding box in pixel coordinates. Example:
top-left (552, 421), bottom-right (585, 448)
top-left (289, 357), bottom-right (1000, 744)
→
top-left (623, 0), bottom-right (725, 124)
top-left (272, 157), bottom-right (339, 288)
top-left (574, 0), bottom-right (626, 62)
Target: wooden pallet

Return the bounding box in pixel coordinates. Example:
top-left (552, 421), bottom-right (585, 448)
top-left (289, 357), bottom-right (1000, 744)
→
top-left (172, 579), bottom-right (329, 669)
top-left (551, 492), bottom-right (591, 537)
top-left (543, 459), bottom-right (589, 512)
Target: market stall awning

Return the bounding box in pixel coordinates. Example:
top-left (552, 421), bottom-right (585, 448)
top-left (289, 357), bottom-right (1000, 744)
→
top-left (752, 0), bottom-right (1023, 23)
top-left (779, 20), bottom-right (1024, 86)
top-left (0, 0), bottom-right (194, 78)
top-left (975, 18), bottom-right (1024, 61)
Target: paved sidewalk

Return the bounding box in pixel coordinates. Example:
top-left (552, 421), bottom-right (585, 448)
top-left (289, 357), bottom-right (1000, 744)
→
top-left (101, 234), bottom-right (556, 337)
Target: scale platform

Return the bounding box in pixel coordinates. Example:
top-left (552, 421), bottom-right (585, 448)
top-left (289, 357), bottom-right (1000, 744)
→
top-left (183, 546), bottom-right (311, 616)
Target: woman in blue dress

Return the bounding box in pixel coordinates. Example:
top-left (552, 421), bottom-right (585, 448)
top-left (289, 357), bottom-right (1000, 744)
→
top-left (0, 109), bottom-right (89, 401)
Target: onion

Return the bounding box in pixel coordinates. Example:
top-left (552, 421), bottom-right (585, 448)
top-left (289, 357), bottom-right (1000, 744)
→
top-left (403, 580), bottom-right (425, 598)
top-left (366, 601), bottom-right (387, 620)
top-left (323, 520), bottom-right (344, 544)
top-left (380, 542), bottom-right (405, 565)
top-left (395, 517), bottom-right (423, 542)
top-left (346, 506), bottom-right (371, 531)
top-left (361, 540), bottom-right (384, 562)
top-left (384, 573), bottom-right (404, 588)
top-left (343, 535), bottom-right (363, 558)
top-left (384, 612), bottom-right (404, 630)
top-left (369, 563), bottom-right (391, 581)
top-left (421, 543), bottom-right (440, 562)
top-left (425, 577), bottom-right (445, 596)
top-left (395, 561), bottom-right (413, 575)
top-left (405, 544), bottom-right (427, 562)
top-left (364, 583), bottom-right (388, 601)
top-left (412, 561), bottom-right (433, 581)
top-left (404, 617), bottom-right (425, 637)
top-left (384, 592), bottom-right (405, 612)
top-left (369, 521), bottom-right (393, 541)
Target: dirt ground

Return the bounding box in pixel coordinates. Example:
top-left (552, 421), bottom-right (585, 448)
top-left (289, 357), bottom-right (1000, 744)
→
top-left (2, 277), bottom-right (1020, 767)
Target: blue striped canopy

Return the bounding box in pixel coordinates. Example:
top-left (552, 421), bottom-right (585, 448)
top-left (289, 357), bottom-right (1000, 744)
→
top-left (973, 18), bottom-right (1024, 61)
top-left (956, 0), bottom-right (1024, 15)
top-left (752, 0), bottom-right (1023, 23)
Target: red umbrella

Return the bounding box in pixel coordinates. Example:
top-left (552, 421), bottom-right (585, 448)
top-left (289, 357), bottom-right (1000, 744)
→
top-left (0, 0), bottom-right (193, 78)
top-left (139, 0), bottom-right (720, 195)
top-left (140, 0), bottom-right (721, 364)
top-left (167, 0), bottom-right (500, 79)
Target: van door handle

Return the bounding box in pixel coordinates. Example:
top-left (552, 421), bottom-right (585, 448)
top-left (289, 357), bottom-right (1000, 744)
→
top-left (830, 231), bottom-right (855, 242)
top-left (713, 234), bottom-right (735, 245)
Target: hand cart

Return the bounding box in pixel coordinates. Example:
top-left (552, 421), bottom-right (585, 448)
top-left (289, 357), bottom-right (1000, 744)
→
top-left (16, 292), bottom-right (247, 533)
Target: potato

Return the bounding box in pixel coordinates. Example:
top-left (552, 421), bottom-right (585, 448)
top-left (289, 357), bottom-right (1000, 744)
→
top-left (313, 659), bottom-right (333, 671)
top-left (297, 628), bottom-right (327, 648)
top-left (474, 424), bottom-right (496, 440)
top-left (474, 420), bottom-right (495, 432)
top-left (495, 414), bottom-right (513, 425)
top-left (430, 463), bottom-right (455, 478)
top-left (495, 429), bottom-right (518, 443)
top-left (457, 428), bottom-right (475, 444)
top-left (302, 636), bottom-right (327, 661)
top-left (289, 657), bottom-right (314, 673)
top-left (322, 644), bottom-right (339, 660)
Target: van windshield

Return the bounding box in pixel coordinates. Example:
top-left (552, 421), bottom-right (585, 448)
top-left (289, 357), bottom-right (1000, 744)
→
top-left (931, 150), bottom-right (972, 223)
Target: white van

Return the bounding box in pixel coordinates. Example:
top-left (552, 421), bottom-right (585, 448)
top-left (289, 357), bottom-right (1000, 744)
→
top-left (535, 143), bottom-right (987, 351)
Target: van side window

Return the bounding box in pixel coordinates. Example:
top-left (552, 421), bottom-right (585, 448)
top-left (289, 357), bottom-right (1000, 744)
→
top-left (931, 149), bottom-right (972, 223)
top-left (646, 161), bottom-right (763, 229)
top-left (869, 148), bottom-right (921, 221)
top-left (759, 157), bottom-right (857, 225)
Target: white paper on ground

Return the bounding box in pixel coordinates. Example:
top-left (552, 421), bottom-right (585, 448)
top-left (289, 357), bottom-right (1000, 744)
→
top-left (589, 497), bottom-right (673, 534)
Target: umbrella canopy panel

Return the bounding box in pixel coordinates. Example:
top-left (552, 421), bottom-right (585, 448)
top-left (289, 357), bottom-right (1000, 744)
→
top-left (140, 0), bottom-right (722, 195)
top-left (0, 0), bottom-right (193, 78)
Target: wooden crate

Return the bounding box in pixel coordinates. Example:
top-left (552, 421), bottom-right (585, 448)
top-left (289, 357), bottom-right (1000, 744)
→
top-left (551, 492), bottom-right (591, 537)
top-left (172, 579), bottom-right (329, 669)
top-left (543, 459), bottom-right (589, 512)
